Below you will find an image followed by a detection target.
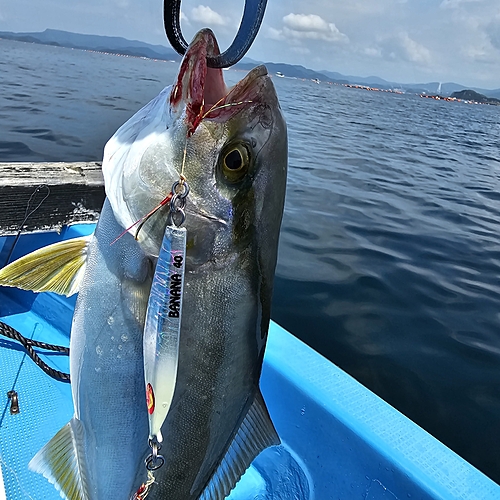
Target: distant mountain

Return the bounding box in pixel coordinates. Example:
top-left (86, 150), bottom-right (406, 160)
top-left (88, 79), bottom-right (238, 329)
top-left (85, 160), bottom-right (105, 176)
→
top-left (1, 29), bottom-right (498, 98)
top-left (316, 73), bottom-right (500, 99)
top-left (391, 81), bottom-right (500, 99)
top-left (440, 82), bottom-right (467, 94)
top-left (0, 28), bottom-right (181, 62)
top-left (0, 29), bottom-right (353, 83)
top-left (451, 89), bottom-right (500, 105)
top-left (238, 56), bottom-right (262, 65)
top-left (234, 61), bottom-right (334, 83)
top-left (321, 71), bottom-right (393, 87)
top-left (398, 82), bottom-right (464, 95)
top-left (487, 89), bottom-right (500, 99)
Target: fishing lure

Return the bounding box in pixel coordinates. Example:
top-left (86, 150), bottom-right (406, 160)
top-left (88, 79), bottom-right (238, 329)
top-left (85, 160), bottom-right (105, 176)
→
top-left (142, 181), bottom-right (189, 472)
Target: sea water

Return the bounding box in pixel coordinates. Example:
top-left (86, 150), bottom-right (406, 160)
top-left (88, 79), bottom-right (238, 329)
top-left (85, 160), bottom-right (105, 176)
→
top-left (1, 38), bottom-right (500, 484)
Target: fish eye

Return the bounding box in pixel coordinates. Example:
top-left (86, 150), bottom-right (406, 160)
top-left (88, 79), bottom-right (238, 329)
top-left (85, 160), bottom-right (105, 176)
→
top-left (225, 149), bottom-right (243, 170)
top-left (220, 142), bottom-right (251, 183)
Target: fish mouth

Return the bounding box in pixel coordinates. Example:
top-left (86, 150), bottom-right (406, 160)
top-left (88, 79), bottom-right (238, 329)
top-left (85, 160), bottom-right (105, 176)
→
top-left (170, 28), bottom-right (268, 135)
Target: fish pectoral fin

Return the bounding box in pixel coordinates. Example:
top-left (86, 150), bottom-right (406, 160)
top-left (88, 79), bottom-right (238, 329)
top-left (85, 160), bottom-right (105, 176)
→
top-left (200, 389), bottom-right (280, 500)
top-left (0, 235), bottom-right (92, 296)
top-left (29, 418), bottom-right (91, 500)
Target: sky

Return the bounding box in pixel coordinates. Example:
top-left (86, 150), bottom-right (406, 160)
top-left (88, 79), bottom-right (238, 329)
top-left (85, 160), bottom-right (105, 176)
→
top-left (0, 0), bottom-right (499, 89)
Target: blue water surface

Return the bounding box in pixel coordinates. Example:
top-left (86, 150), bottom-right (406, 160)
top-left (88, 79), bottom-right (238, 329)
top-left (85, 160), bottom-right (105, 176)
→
top-left (1, 38), bottom-right (500, 484)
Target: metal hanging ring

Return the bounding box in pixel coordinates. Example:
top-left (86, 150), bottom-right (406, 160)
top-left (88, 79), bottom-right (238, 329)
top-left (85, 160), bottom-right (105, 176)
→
top-left (169, 193), bottom-right (186, 227)
top-left (164, 0), bottom-right (268, 68)
top-left (170, 193), bottom-right (186, 212)
top-left (171, 180), bottom-right (190, 199)
top-left (171, 207), bottom-right (186, 227)
top-left (145, 439), bottom-right (165, 471)
top-left (145, 453), bottom-right (165, 471)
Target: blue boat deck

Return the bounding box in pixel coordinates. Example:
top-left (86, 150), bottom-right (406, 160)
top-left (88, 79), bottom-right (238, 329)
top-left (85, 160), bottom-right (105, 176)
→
top-left (1, 226), bottom-right (499, 499)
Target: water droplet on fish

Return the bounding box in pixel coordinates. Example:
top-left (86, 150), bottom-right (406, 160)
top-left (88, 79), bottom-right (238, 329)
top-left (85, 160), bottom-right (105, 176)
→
top-left (111, 336), bottom-right (115, 341)
top-left (121, 334), bottom-right (128, 342)
top-left (95, 367), bottom-right (101, 373)
top-left (118, 345), bottom-right (123, 350)
top-left (300, 406), bottom-right (306, 415)
top-left (96, 345), bottom-right (103, 356)
top-left (107, 316), bottom-right (114, 325)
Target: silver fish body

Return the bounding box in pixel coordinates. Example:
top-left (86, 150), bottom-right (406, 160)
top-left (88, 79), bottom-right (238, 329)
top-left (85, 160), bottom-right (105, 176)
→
top-left (70, 199), bottom-right (152, 498)
top-left (21, 28), bottom-right (287, 500)
top-left (24, 198), bottom-right (153, 500)
top-left (111, 29), bottom-right (287, 499)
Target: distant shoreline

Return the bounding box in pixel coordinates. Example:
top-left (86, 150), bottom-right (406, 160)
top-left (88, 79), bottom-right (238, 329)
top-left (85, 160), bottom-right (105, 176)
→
top-left (1, 33), bottom-right (498, 106)
top-left (1, 28), bottom-right (499, 98)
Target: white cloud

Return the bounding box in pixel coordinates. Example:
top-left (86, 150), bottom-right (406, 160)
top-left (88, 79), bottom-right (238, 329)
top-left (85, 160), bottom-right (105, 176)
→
top-left (398, 32), bottom-right (431, 64)
top-left (286, 13), bottom-right (348, 43)
top-left (486, 19), bottom-right (500, 50)
top-left (377, 32), bottom-right (432, 65)
top-left (267, 27), bottom-right (282, 41)
top-left (112, 0), bottom-right (129, 8)
top-left (180, 11), bottom-right (190, 26)
top-left (190, 5), bottom-right (228, 26)
top-left (283, 13), bottom-right (330, 33)
top-left (364, 47), bottom-right (382, 58)
top-left (437, 0), bottom-right (500, 62)
top-left (269, 13), bottom-right (349, 44)
top-left (440, 0), bottom-right (481, 8)
top-left (291, 46), bottom-right (311, 55)
top-left (461, 45), bottom-right (491, 61)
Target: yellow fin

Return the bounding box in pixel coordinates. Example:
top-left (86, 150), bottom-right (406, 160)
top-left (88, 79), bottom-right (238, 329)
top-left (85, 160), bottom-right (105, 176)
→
top-left (0, 236), bottom-right (91, 297)
top-left (29, 418), bottom-right (90, 500)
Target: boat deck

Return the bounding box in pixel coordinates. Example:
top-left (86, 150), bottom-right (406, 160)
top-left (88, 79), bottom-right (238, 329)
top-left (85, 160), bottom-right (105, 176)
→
top-left (1, 226), bottom-right (500, 499)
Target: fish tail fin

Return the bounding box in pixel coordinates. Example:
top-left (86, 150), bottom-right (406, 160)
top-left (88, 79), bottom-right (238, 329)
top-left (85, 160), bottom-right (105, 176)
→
top-left (200, 389), bottom-right (280, 500)
top-left (0, 235), bottom-right (92, 296)
top-left (29, 418), bottom-right (91, 500)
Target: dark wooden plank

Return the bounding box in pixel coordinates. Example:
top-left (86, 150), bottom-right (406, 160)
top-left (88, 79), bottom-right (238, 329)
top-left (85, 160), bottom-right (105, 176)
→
top-left (0, 162), bottom-right (105, 235)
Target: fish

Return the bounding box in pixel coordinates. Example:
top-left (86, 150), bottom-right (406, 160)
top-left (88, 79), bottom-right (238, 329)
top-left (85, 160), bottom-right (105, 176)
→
top-left (0, 28), bottom-right (287, 499)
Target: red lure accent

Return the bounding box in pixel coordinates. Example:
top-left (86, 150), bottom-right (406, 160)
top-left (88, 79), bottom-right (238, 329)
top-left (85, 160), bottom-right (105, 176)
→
top-left (146, 383), bottom-right (155, 415)
top-left (133, 483), bottom-right (146, 499)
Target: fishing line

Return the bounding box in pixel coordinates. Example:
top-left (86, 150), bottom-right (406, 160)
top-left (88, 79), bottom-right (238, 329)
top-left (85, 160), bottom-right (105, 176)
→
top-left (180, 138), bottom-right (188, 179)
top-left (2, 185), bottom-right (50, 268)
top-left (113, 90), bottom-right (251, 247)
top-left (202, 92), bottom-right (254, 119)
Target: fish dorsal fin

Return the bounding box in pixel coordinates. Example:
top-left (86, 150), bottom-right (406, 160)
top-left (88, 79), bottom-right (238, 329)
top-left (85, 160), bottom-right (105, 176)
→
top-left (199, 390), bottom-right (280, 500)
top-left (0, 235), bottom-right (91, 296)
top-left (29, 418), bottom-right (91, 500)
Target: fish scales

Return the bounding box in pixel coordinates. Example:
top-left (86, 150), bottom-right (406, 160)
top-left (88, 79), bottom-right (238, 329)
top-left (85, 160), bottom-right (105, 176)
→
top-left (151, 247), bottom-right (260, 496)
top-left (71, 199), bottom-right (152, 497)
top-left (0, 28), bottom-right (287, 500)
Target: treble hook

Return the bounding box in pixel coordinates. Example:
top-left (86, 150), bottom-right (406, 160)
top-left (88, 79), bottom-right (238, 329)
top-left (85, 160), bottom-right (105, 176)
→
top-left (164, 0), bottom-right (268, 68)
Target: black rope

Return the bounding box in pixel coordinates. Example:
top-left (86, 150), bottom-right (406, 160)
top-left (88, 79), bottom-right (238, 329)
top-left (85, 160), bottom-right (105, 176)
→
top-left (0, 185), bottom-right (70, 383)
top-left (0, 320), bottom-right (70, 383)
